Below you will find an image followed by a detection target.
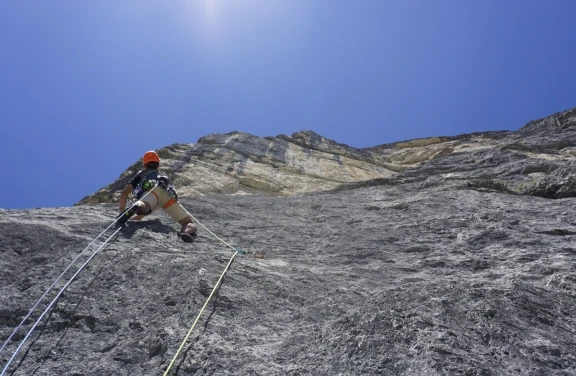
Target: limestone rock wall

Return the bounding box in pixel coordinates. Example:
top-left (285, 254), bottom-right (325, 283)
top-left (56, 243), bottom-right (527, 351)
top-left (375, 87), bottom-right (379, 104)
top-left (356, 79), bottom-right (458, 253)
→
top-left (3, 107), bottom-right (576, 375)
top-left (79, 109), bottom-right (576, 204)
top-left (4, 171), bottom-right (576, 375)
top-left (78, 131), bottom-right (397, 204)
top-left (78, 108), bottom-right (576, 205)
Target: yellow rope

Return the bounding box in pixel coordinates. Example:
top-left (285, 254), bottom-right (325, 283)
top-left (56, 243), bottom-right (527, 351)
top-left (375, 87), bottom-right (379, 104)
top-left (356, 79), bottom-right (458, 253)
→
top-left (163, 212), bottom-right (240, 376)
top-left (163, 250), bottom-right (238, 375)
top-left (187, 212), bottom-right (236, 250)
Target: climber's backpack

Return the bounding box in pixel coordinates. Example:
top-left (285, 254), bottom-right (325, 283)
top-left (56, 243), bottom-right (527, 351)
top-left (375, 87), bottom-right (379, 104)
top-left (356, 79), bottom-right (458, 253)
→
top-left (132, 170), bottom-right (179, 201)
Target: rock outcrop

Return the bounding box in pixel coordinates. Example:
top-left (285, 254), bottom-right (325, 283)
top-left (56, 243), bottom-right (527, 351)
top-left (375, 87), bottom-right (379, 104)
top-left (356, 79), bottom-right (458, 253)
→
top-left (77, 131), bottom-right (398, 204)
top-left (78, 108), bottom-right (576, 205)
top-left (2, 107), bottom-right (576, 375)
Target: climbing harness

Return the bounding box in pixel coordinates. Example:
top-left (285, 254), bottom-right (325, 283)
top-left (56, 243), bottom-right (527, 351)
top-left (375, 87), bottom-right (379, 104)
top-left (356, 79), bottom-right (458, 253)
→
top-left (131, 170), bottom-right (175, 201)
top-left (164, 185), bottom-right (179, 201)
top-left (131, 170), bottom-right (158, 200)
top-left (0, 188), bottom-right (158, 376)
top-left (1, 187), bottom-right (262, 376)
top-left (118, 181), bottom-right (161, 224)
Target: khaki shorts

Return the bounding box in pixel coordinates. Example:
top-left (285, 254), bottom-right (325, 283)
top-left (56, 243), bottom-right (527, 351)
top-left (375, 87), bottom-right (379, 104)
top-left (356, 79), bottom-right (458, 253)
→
top-left (140, 186), bottom-right (189, 222)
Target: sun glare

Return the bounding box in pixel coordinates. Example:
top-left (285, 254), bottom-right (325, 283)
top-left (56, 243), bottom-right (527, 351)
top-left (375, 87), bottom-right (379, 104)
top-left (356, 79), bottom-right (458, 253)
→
top-left (202, 0), bottom-right (220, 35)
top-left (182, 0), bottom-right (306, 48)
top-left (182, 0), bottom-right (222, 42)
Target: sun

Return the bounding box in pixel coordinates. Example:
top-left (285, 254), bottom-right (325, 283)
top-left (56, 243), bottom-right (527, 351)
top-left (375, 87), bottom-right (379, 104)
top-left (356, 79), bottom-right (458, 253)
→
top-left (182, 0), bottom-right (223, 42)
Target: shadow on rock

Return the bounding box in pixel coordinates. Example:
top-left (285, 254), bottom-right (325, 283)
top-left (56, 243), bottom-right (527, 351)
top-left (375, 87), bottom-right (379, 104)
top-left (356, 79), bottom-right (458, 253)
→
top-left (119, 219), bottom-right (175, 239)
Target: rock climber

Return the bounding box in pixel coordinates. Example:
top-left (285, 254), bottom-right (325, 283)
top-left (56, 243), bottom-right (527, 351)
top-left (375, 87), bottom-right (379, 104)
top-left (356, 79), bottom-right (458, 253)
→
top-left (117, 150), bottom-right (198, 242)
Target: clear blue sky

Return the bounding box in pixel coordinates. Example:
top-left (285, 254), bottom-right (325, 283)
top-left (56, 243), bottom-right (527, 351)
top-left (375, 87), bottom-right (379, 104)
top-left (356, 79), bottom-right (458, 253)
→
top-left (1, 1), bottom-right (575, 209)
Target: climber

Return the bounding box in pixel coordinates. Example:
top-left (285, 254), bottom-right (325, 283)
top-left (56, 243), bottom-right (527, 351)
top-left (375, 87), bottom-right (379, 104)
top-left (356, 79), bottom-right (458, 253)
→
top-left (117, 151), bottom-right (198, 242)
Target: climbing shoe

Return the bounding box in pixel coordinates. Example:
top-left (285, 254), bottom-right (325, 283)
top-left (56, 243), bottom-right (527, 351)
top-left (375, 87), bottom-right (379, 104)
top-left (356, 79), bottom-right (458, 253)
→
top-left (117, 205), bottom-right (139, 225)
top-left (178, 232), bottom-right (197, 243)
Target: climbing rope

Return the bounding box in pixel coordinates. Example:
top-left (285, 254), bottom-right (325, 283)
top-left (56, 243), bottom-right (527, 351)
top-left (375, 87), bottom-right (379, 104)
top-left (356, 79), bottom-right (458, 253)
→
top-left (161, 211), bottom-right (248, 375)
top-left (0, 219), bottom-right (117, 357)
top-left (186, 211), bottom-right (261, 257)
top-left (0, 226), bottom-right (122, 376)
top-left (1, 188), bottom-right (254, 375)
top-left (162, 249), bottom-right (240, 376)
top-left (186, 211), bottom-right (236, 250)
top-left (0, 189), bottom-right (157, 375)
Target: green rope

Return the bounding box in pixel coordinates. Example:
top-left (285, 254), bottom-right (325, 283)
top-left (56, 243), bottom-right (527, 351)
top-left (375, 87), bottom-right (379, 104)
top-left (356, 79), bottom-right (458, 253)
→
top-left (162, 249), bottom-right (239, 376)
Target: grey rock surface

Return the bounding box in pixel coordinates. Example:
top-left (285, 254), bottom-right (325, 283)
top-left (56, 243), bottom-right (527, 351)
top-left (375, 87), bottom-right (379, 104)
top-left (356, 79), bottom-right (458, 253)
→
top-left (3, 183), bottom-right (576, 375)
top-left (2, 107), bottom-right (576, 375)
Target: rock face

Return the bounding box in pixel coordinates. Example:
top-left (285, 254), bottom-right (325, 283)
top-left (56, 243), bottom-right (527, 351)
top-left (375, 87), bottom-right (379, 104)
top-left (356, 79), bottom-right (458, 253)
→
top-left (77, 131), bottom-right (398, 204)
top-left (2, 107), bottom-right (576, 375)
top-left (78, 108), bottom-right (576, 205)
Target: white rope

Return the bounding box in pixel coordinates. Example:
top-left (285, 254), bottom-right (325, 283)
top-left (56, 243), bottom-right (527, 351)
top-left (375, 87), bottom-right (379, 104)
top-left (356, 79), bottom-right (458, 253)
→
top-left (0, 226), bottom-right (122, 376)
top-left (0, 187), bottom-right (158, 375)
top-left (0, 221), bottom-right (116, 356)
top-left (0, 190), bottom-right (153, 357)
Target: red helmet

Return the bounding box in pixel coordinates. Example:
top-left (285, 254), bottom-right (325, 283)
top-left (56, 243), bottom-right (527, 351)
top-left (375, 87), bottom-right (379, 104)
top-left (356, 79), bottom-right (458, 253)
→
top-left (143, 151), bottom-right (160, 165)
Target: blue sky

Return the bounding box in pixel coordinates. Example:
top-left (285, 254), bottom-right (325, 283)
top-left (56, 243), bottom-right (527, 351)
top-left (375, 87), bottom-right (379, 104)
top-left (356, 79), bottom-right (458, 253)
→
top-left (1, 1), bottom-right (575, 209)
